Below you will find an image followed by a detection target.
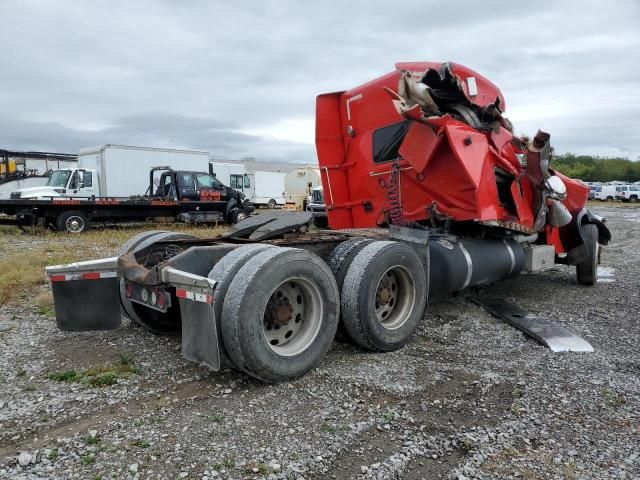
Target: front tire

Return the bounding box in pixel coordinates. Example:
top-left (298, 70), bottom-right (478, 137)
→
top-left (220, 247), bottom-right (339, 383)
top-left (576, 224), bottom-right (599, 285)
top-left (267, 199), bottom-right (277, 209)
top-left (341, 241), bottom-right (427, 352)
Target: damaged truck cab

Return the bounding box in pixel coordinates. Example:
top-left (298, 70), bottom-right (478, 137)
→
top-left (46, 61), bottom-right (611, 384)
top-left (316, 61), bottom-right (610, 282)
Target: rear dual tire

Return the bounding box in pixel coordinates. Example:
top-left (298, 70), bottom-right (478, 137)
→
top-left (220, 247), bottom-right (339, 383)
top-left (340, 241), bottom-right (427, 351)
top-left (118, 230), bottom-right (197, 332)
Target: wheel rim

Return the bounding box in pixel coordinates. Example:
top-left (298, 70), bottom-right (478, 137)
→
top-left (65, 216), bottom-right (85, 233)
top-left (235, 212), bottom-right (248, 223)
top-left (262, 277), bottom-right (323, 356)
top-left (374, 266), bottom-right (416, 330)
top-left (268, 200), bottom-right (276, 209)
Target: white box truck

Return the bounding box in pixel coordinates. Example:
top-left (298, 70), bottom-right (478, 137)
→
top-left (249, 171), bottom-right (286, 208)
top-left (284, 166), bottom-right (321, 210)
top-left (209, 162), bottom-right (249, 197)
top-left (209, 162), bottom-right (286, 208)
top-left (12, 145), bottom-right (210, 199)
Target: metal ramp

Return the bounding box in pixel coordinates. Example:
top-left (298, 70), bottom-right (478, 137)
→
top-left (473, 297), bottom-right (594, 353)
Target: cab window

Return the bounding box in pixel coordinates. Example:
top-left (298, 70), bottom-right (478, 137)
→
top-left (180, 173), bottom-right (196, 190)
top-left (372, 121), bottom-right (409, 163)
top-left (196, 173), bottom-right (222, 189)
top-left (82, 171), bottom-right (92, 188)
top-left (229, 174), bottom-right (243, 189)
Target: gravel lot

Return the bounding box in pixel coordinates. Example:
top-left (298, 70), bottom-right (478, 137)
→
top-left (0, 207), bottom-right (638, 479)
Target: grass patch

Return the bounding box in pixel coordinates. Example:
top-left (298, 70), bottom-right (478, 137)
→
top-left (81, 453), bottom-right (95, 465)
top-left (48, 370), bottom-right (78, 382)
top-left (48, 448), bottom-right (58, 461)
top-left (47, 363), bottom-right (139, 387)
top-left (602, 387), bottom-right (626, 409)
top-left (208, 413), bottom-right (224, 423)
top-left (0, 224), bottom-right (222, 309)
top-left (86, 435), bottom-right (100, 446)
top-left (130, 439), bottom-right (150, 448)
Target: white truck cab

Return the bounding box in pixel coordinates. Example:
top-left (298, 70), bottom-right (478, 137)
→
top-left (11, 168), bottom-right (98, 199)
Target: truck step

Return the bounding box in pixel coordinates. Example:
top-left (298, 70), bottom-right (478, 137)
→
top-left (473, 297), bottom-right (594, 352)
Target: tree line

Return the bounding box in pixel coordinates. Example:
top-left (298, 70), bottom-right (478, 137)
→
top-left (552, 153), bottom-right (640, 182)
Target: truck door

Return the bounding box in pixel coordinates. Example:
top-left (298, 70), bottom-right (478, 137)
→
top-left (195, 173), bottom-right (225, 201)
top-left (178, 172), bottom-right (199, 201)
top-left (67, 169), bottom-right (99, 198)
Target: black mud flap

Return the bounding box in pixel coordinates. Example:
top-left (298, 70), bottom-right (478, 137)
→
top-left (52, 277), bottom-right (121, 331)
top-left (474, 297), bottom-right (594, 352)
top-left (179, 299), bottom-right (220, 371)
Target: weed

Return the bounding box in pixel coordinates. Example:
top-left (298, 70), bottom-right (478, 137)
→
top-left (383, 410), bottom-right (396, 422)
top-left (48, 370), bottom-right (78, 382)
top-left (223, 458), bottom-right (236, 469)
top-left (88, 373), bottom-right (117, 387)
top-left (48, 448), bottom-right (58, 461)
top-left (244, 463), bottom-right (269, 475)
top-left (47, 363), bottom-right (139, 388)
top-left (86, 435), bottom-right (100, 446)
top-left (24, 384), bottom-right (37, 392)
top-left (16, 368), bottom-right (26, 377)
top-left (321, 423), bottom-right (337, 433)
top-left (81, 453), bottom-right (95, 465)
top-left (118, 354), bottom-right (133, 366)
top-left (209, 413), bottom-right (224, 423)
top-left (602, 388), bottom-right (626, 409)
top-left (130, 439), bottom-right (150, 449)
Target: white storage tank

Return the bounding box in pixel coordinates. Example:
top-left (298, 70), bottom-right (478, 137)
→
top-left (284, 166), bottom-right (321, 210)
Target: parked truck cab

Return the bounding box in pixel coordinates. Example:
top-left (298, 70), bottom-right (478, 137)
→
top-left (10, 168), bottom-right (98, 199)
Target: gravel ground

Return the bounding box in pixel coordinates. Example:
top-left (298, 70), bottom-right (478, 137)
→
top-left (0, 207), bottom-right (638, 479)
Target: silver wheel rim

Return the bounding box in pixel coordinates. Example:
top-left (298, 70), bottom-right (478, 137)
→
top-left (262, 277), bottom-right (323, 356)
top-left (235, 212), bottom-right (248, 223)
top-left (268, 200), bottom-right (276, 208)
top-left (374, 266), bottom-right (416, 330)
top-left (65, 216), bottom-right (85, 233)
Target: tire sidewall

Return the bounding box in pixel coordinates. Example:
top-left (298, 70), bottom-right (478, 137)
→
top-left (57, 210), bottom-right (87, 233)
top-left (222, 249), bottom-right (339, 381)
top-left (357, 248), bottom-right (425, 350)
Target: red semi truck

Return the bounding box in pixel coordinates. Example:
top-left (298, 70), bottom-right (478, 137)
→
top-left (45, 61), bottom-right (610, 382)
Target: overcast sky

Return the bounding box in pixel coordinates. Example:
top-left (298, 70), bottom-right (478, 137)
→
top-left (1, 0), bottom-right (638, 163)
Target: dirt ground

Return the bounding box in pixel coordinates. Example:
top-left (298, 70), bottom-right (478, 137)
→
top-left (0, 207), bottom-right (638, 479)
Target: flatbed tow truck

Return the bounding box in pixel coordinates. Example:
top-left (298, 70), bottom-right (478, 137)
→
top-left (0, 167), bottom-right (253, 232)
top-left (45, 61), bottom-right (610, 382)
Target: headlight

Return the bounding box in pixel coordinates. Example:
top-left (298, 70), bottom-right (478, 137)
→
top-left (546, 176), bottom-right (567, 200)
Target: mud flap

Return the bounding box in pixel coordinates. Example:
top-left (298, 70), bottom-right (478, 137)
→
top-left (51, 277), bottom-right (121, 331)
top-left (474, 297), bottom-right (594, 352)
top-left (46, 257), bottom-right (122, 331)
top-left (179, 299), bottom-right (220, 371)
top-left (161, 267), bottom-right (221, 371)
